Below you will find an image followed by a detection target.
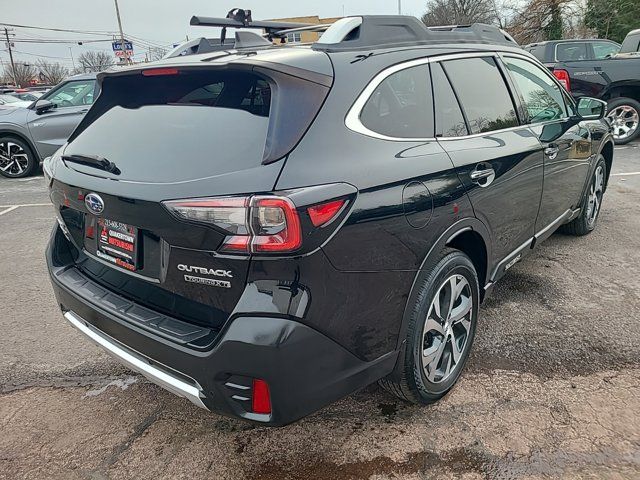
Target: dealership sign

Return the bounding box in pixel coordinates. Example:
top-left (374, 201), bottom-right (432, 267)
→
top-left (112, 40), bottom-right (133, 58)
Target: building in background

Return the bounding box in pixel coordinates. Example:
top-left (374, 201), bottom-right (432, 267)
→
top-left (266, 16), bottom-right (342, 43)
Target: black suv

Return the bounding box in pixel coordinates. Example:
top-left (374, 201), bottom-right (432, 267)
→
top-left (45, 15), bottom-right (614, 426)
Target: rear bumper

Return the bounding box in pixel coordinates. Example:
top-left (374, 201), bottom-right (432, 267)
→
top-left (47, 228), bottom-right (396, 425)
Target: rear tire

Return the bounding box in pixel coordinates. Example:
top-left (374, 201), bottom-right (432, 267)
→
top-left (379, 248), bottom-right (479, 404)
top-left (560, 156), bottom-right (607, 236)
top-left (606, 97), bottom-right (640, 145)
top-left (0, 136), bottom-right (38, 178)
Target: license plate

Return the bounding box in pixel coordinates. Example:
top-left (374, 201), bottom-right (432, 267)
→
top-left (96, 218), bottom-right (138, 272)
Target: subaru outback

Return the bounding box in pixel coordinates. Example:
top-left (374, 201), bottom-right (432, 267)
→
top-left (45, 15), bottom-right (614, 426)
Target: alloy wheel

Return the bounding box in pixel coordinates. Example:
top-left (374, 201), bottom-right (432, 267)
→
top-left (421, 274), bottom-right (473, 384)
top-left (586, 165), bottom-right (604, 226)
top-left (0, 141), bottom-right (30, 177)
top-left (606, 105), bottom-right (639, 141)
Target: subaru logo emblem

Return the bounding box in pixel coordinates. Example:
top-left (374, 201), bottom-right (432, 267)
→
top-left (85, 193), bottom-right (105, 215)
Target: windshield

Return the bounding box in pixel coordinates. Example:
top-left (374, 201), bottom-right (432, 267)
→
top-left (0, 94), bottom-right (21, 104)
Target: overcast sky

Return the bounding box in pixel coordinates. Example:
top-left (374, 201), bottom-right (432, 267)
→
top-left (1, 0), bottom-right (427, 70)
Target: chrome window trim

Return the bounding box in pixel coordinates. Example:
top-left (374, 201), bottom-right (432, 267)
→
top-left (345, 51), bottom-right (496, 142)
top-left (345, 50), bottom-right (575, 143)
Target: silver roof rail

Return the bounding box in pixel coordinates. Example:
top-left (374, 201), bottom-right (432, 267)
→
top-left (316, 17), bottom-right (363, 45)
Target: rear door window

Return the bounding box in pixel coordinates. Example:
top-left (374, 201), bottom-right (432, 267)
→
top-left (360, 64), bottom-right (434, 138)
top-left (555, 43), bottom-right (588, 61)
top-left (431, 63), bottom-right (468, 137)
top-left (442, 57), bottom-right (518, 134)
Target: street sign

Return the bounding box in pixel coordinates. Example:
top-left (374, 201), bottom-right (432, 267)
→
top-left (112, 40), bottom-right (133, 52)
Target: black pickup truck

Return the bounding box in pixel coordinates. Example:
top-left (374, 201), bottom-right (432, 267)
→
top-left (552, 56), bottom-right (640, 144)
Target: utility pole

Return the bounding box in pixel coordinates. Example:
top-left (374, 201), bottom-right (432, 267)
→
top-left (4, 27), bottom-right (18, 86)
top-left (113, 0), bottom-right (130, 65)
top-left (68, 46), bottom-right (76, 71)
top-left (398, 0), bottom-right (402, 15)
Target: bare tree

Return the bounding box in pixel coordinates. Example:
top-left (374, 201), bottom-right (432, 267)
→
top-left (36, 60), bottom-right (69, 85)
top-left (421, 0), bottom-right (500, 26)
top-left (503, 0), bottom-right (584, 44)
top-left (148, 47), bottom-right (167, 62)
top-left (6, 63), bottom-right (37, 88)
top-left (76, 51), bottom-right (115, 73)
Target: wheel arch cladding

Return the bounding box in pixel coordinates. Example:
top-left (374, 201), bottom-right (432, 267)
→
top-left (600, 141), bottom-right (614, 191)
top-left (446, 230), bottom-right (488, 297)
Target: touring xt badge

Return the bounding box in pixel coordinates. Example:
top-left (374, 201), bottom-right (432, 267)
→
top-left (177, 264), bottom-right (233, 289)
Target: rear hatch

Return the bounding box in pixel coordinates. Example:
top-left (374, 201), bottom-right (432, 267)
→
top-left (46, 59), bottom-right (331, 331)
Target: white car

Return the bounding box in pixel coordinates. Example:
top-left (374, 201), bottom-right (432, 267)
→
top-left (0, 94), bottom-right (33, 108)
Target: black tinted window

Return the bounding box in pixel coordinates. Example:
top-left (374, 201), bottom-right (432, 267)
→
top-left (556, 43), bottom-right (588, 61)
top-left (360, 64), bottom-right (433, 138)
top-left (431, 63), bottom-right (468, 137)
top-left (443, 57), bottom-right (518, 134)
top-left (504, 57), bottom-right (566, 123)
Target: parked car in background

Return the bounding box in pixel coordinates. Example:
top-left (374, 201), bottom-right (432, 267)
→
top-left (0, 73), bottom-right (97, 178)
top-left (45, 14), bottom-right (613, 426)
top-left (525, 39), bottom-right (621, 68)
top-left (553, 53), bottom-right (640, 144)
top-left (0, 94), bottom-right (33, 109)
top-left (12, 90), bottom-right (44, 102)
top-left (616, 29), bottom-right (640, 58)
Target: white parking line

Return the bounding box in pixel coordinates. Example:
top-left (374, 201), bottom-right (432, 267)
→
top-left (611, 172), bottom-right (640, 177)
top-left (0, 206), bottom-right (20, 216)
top-left (0, 203), bottom-right (51, 209)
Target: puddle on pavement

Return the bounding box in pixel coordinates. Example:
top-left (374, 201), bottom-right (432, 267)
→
top-left (250, 446), bottom-right (640, 479)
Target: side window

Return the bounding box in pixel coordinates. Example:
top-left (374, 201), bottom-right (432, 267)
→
top-left (360, 64), bottom-right (433, 138)
top-left (503, 57), bottom-right (567, 123)
top-left (442, 57), bottom-right (518, 134)
top-left (45, 80), bottom-right (96, 108)
top-left (431, 63), bottom-right (468, 137)
top-left (592, 42), bottom-right (620, 59)
top-left (556, 43), bottom-right (588, 61)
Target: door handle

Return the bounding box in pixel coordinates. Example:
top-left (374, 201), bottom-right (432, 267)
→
top-left (544, 143), bottom-right (559, 159)
top-left (470, 165), bottom-right (495, 187)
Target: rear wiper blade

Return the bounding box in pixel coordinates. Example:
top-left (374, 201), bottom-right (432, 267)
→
top-left (62, 154), bottom-right (121, 175)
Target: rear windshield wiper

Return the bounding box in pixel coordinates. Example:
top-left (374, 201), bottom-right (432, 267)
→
top-left (62, 154), bottom-right (121, 175)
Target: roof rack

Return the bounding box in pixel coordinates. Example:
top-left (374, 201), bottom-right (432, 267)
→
top-left (174, 9), bottom-right (518, 58)
top-left (313, 16), bottom-right (519, 51)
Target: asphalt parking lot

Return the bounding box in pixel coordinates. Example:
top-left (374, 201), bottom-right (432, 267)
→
top-left (1, 143), bottom-right (639, 479)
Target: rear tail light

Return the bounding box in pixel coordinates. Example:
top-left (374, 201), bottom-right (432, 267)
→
top-left (251, 379), bottom-right (272, 415)
top-left (163, 195), bottom-right (302, 254)
top-left (553, 69), bottom-right (571, 91)
top-left (308, 199), bottom-right (346, 227)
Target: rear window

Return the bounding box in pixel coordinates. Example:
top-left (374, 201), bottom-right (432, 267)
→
top-left (65, 71), bottom-right (273, 182)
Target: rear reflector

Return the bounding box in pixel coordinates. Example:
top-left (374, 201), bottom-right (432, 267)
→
top-left (141, 68), bottom-right (179, 76)
top-left (308, 199), bottom-right (346, 227)
top-left (553, 69), bottom-right (570, 91)
top-left (252, 379), bottom-right (271, 415)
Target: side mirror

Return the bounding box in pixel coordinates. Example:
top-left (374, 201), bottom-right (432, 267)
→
top-left (34, 99), bottom-right (55, 115)
top-left (577, 97), bottom-right (607, 120)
